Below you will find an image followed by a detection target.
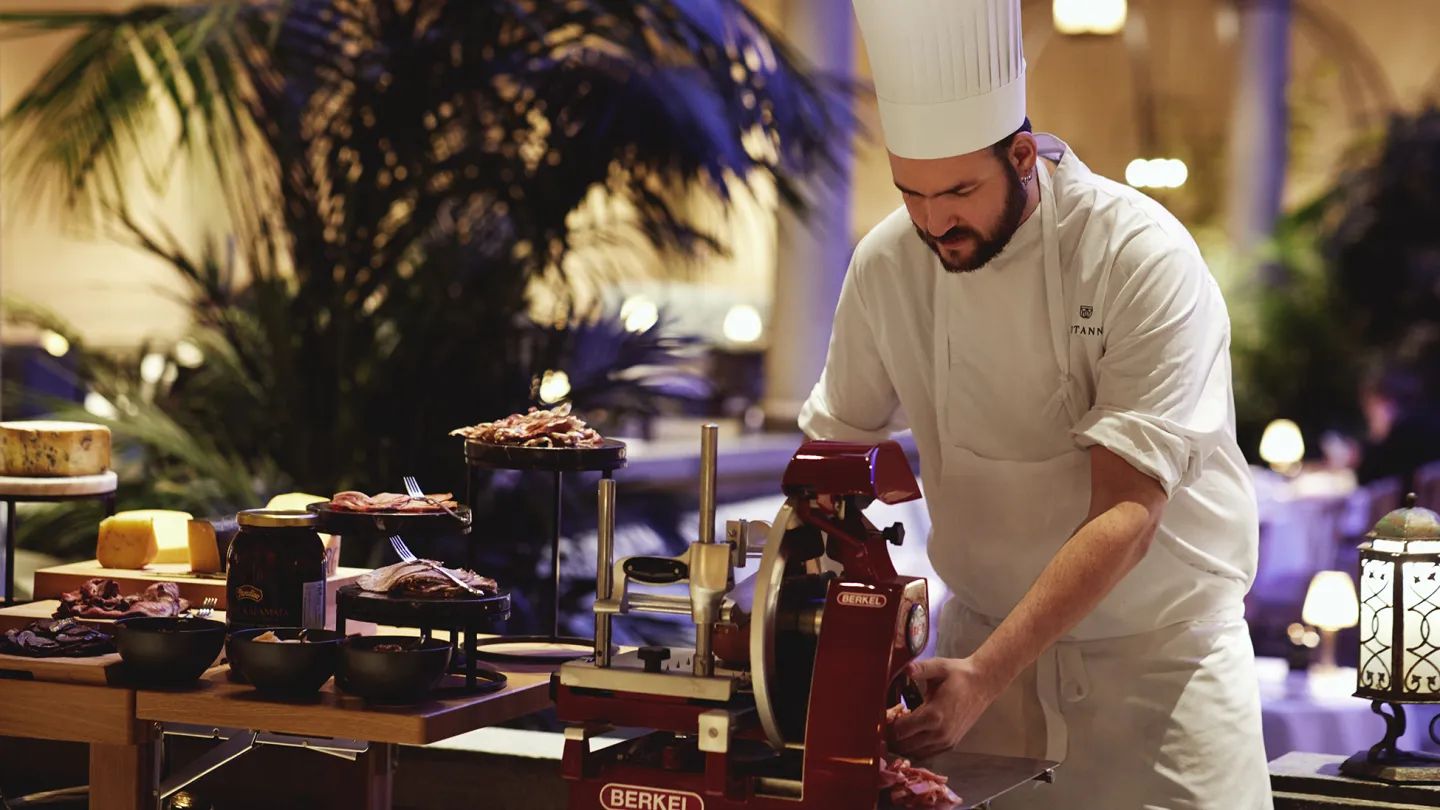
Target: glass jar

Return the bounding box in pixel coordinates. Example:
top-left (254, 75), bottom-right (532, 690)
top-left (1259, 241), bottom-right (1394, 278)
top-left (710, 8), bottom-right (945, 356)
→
top-left (226, 509), bottom-right (327, 632)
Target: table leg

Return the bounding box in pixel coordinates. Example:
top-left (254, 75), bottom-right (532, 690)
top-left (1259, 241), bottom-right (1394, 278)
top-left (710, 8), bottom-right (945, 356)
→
top-left (551, 469), bottom-right (563, 640)
top-left (4, 499), bottom-right (16, 604)
top-left (88, 740), bottom-right (161, 810)
top-left (360, 743), bottom-right (395, 810)
top-left (465, 625), bottom-right (477, 688)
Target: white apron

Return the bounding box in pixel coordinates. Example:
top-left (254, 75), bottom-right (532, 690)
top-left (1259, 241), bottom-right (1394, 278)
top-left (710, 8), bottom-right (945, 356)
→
top-left (922, 153), bottom-right (1273, 809)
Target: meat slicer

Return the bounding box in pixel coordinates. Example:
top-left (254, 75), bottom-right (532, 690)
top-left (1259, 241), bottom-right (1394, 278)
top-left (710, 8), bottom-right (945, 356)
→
top-left (554, 426), bottom-right (1055, 809)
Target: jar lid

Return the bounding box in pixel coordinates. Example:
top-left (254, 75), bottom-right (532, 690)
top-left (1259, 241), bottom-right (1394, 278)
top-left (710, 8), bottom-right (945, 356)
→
top-left (237, 509), bottom-right (319, 528)
top-left (1367, 493), bottom-right (1440, 542)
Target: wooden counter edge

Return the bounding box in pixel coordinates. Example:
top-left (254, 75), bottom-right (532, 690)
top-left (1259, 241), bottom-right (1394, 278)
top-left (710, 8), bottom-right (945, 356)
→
top-left (0, 680), bottom-right (150, 744)
top-left (134, 668), bottom-right (556, 747)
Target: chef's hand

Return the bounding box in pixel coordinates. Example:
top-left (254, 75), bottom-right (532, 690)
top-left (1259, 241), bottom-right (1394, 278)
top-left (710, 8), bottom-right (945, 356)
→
top-left (889, 656), bottom-right (1003, 760)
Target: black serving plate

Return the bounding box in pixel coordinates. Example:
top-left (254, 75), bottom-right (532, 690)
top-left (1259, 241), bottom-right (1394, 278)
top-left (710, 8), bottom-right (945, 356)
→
top-left (227, 627), bottom-right (345, 696)
top-left (309, 502), bottom-right (472, 537)
top-left (112, 616), bottom-right (226, 687)
top-left (462, 438), bottom-right (627, 472)
top-left (335, 583), bottom-right (510, 627)
top-left (338, 635), bottom-right (452, 704)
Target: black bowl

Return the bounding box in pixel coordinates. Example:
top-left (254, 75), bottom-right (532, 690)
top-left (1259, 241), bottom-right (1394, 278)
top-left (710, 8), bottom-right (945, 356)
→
top-left (113, 616), bottom-right (227, 687)
top-left (339, 635), bottom-right (452, 703)
top-left (227, 628), bottom-right (345, 696)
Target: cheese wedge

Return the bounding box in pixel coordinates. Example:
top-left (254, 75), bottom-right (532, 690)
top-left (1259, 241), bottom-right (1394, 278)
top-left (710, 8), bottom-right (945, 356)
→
top-left (265, 492), bottom-right (328, 513)
top-left (266, 492), bottom-right (340, 576)
top-left (0, 421), bottom-right (111, 477)
top-left (96, 515), bottom-right (160, 569)
top-left (187, 516), bottom-right (238, 573)
top-left (111, 509), bottom-right (194, 564)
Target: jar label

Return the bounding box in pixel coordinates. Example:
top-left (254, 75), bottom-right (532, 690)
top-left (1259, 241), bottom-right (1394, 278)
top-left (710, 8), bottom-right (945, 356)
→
top-left (302, 579), bottom-right (326, 629)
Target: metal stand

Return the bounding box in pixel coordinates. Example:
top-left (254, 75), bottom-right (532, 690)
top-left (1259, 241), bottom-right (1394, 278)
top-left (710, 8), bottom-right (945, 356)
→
top-left (1340, 701), bottom-right (1440, 783)
top-left (1, 484), bottom-right (117, 604)
top-left (334, 583), bottom-right (510, 692)
top-left (463, 439), bottom-right (626, 663)
top-left (157, 723), bottom-right (368, 802)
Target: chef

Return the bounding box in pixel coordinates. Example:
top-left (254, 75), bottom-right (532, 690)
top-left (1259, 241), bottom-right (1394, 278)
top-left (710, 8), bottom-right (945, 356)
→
top-left (798, 0), bottom-right (1271, 807)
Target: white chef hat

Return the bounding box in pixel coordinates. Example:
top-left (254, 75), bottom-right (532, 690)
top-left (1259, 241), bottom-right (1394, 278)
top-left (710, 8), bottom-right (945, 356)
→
top-left (853, 0), bottom-right (1027, 160)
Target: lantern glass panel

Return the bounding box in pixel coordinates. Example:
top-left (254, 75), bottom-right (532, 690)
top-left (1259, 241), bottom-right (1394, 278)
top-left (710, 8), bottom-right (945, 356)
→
top-left (1360, 555), bottom-right (1394, 692)
top-left (1374, 539), bottom-right (1406, 553)
top-left (1402, 560), bottom-right (1440, 696)
top-left (1412, 540), bottom-right (1440, 554)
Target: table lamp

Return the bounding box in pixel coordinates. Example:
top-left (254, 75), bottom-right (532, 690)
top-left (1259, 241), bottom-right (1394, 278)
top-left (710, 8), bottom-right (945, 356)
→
top-left (1259, 418), bottom-right (1305, 476)
top-left (1302, 571), bottom-right (1358, 672)
top-left (1343, 493), bottom-right (1440, 782)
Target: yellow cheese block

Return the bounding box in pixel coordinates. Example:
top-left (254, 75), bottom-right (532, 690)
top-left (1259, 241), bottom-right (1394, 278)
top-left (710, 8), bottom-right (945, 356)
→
top-left (96, 515), bottom-right (160, 569)
top-left (266, 492), bottom-right (332, 542)
top-left (186, 516), bottom-right (238, 573)
top-left (112, 509), bottom-right (194, 564)
top-left (0, 420), bottom-right (111, 477)
top-left (187, 521), bottom-right (223, 573)
top-left (265, 492), bottom-right (328, 513)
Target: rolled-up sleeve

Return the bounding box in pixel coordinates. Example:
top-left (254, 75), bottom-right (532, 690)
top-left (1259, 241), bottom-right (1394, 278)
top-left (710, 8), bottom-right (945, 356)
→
top-left (1071, 241), bottom-right (1233, 497)
top-left (798, 252), bottom-right (900, 443)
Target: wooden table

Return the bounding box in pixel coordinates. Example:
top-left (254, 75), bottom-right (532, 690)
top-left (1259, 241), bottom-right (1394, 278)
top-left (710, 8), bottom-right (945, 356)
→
top-left (0, 618), bottom-right (556, 810)
top-left (137, 662), bottom-right (554, 746)
top-left (135, 662), bottom-right (553, 809)
top-left (1271, 751), bottom-right (1440, 808)
top-left (0, 679), bottom-right (157, 810)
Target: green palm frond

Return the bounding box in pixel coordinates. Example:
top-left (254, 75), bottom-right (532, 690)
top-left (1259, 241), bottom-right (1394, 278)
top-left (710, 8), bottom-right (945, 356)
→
top-left (3, 0), bottom-right (855, 279)
top-left (1, 4), bottom-right (279, 252)
top-left (2, 0), bottom-right (848, 572)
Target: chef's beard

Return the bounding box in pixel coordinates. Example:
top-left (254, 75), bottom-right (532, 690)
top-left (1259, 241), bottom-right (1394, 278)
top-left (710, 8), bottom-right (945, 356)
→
top-left (914, 161), bottom-right (1029, 274)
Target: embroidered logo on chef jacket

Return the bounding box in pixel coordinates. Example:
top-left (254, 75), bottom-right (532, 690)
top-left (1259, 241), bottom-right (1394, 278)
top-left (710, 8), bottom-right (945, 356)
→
top-left (1079, 305), bottom-right (1093, 319)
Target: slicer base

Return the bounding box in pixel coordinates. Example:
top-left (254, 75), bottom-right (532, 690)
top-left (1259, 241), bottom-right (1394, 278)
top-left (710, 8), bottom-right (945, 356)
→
top-left (563, 740), bottom-right (1057, 810)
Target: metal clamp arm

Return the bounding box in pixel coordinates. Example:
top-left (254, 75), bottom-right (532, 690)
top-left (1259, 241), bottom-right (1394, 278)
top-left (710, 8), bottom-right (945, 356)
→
top-left (157, 723), bottom-right (369, 800)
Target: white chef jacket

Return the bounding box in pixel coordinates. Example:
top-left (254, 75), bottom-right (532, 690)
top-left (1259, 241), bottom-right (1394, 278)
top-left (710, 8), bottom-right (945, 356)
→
top-left (799, 135), bottom-right (1271, 809)
top-left (799, 134), bottom-right (1258, 639)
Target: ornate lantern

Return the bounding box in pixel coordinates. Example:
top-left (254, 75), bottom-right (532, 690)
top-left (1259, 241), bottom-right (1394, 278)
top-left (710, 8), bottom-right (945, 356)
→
top-left (1344, 493), bottom-right (1440, 781)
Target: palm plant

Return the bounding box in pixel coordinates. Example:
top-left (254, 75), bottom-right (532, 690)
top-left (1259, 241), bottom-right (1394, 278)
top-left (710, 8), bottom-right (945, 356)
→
top-left (0, 0), bottom-right (855, 625)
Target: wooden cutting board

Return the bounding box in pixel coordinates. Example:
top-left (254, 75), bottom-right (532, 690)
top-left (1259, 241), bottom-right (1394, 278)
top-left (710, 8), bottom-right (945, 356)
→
top-left (0, 651), bottom-right (125, 685)
top-left (31, 561), bottom-right (369, 628)
top-left (0, 601), bottom-right (230, 634)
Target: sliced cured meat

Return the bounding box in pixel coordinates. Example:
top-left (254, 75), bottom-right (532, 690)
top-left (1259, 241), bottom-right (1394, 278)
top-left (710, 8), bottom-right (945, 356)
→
top-left (880, 700), bottom-right (960, 808)
top-left (356, 560), bottom-right (499, 598)
top-left (0, 618), bottom-right (115, 658)
top-left (879, 757), bottom-right (961, 808)
top-left (449, 402), bottom-right (604, 448)
top-left (55, 579), bottom-right (188, 619)
top-left (328, 491), bottom-right (457, 513)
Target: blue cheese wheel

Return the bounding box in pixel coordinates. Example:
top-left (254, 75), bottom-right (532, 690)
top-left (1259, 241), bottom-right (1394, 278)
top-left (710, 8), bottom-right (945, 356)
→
top-left (0, 420), bottom-right (112, 477)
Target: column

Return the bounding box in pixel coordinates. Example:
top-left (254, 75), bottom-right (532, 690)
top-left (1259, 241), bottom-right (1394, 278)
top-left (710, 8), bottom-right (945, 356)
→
top-left (761, 0), bottom-right (856, 427)
top-left (1225, 0), bottom-right (1292, 283)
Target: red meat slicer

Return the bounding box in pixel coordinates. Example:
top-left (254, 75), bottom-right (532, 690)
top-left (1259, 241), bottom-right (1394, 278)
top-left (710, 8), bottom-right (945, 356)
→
top-left (553, 427), bottom-right (1056, 810)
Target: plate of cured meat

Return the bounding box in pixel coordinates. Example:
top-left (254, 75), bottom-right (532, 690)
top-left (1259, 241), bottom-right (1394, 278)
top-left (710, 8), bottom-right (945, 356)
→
top-left (56, 578), bottom-right (190, 620)
top-left (454, 403), bottom-right (627, 472)
top-left (309, 491), bottom-right (472, 537)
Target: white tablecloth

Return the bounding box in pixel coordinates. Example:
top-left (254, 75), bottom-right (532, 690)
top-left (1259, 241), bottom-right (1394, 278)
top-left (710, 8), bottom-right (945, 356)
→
top-left (1256, 657), bottom-right (1440, 757)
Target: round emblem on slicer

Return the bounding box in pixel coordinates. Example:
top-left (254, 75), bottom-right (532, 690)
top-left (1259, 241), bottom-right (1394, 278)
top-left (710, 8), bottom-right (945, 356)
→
top-left (906, 603), bottom-right (928, 655)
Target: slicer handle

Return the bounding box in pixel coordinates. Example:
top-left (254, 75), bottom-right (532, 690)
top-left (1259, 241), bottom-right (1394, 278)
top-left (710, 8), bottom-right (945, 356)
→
top-left (623, 556), bottom-right (689, 585)
top-left (902, 678), bottom-right (925, 711)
